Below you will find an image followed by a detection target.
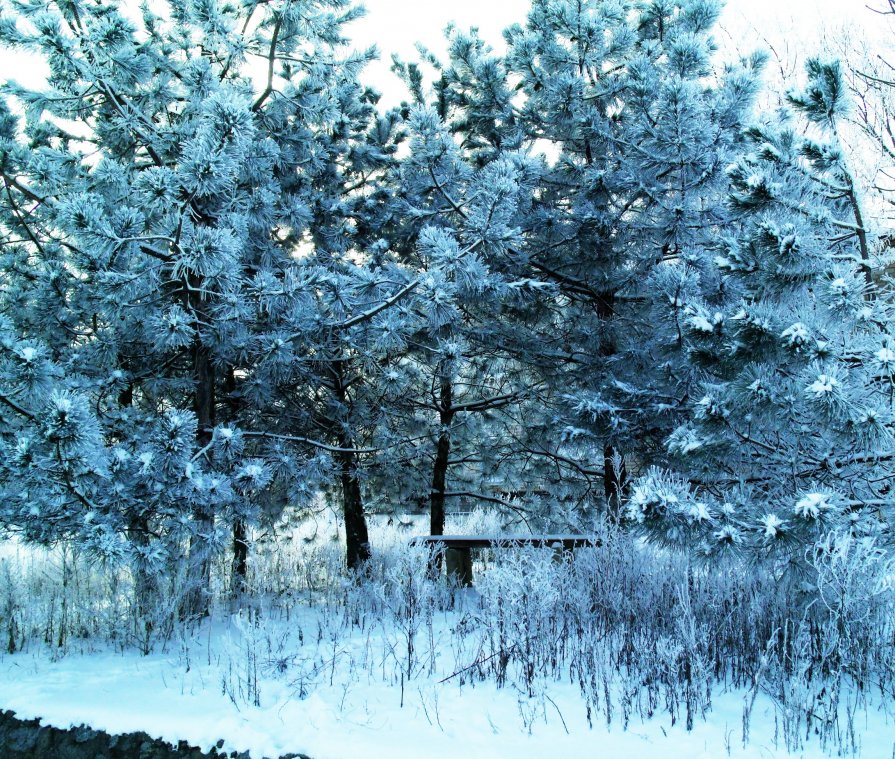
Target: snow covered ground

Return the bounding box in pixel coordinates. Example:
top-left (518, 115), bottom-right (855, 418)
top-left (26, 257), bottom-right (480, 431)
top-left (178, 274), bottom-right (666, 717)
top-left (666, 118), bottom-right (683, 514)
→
top-left (2, 519), bottom-right (894, 759)
top-left (3, 611), bottom-right (892, 759)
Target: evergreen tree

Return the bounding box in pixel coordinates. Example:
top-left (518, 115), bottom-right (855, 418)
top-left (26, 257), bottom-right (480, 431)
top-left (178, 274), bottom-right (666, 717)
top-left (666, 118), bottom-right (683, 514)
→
top-left (0, 0), bottom-right (404, 603)
top-left (628, 59), bottom-right (894, 559)
top-left (2, 0), bottom-right (891, 597)
top-left (497, 0), bottom-right (765, 519)
top-left (395, 101), bottom-right (539, 538)
top-left (385, 26), bottom-right (578, 544)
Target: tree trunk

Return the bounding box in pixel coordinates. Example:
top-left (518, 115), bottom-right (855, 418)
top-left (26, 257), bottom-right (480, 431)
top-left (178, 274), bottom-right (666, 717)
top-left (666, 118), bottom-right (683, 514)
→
top-left (223, 366), bottom-right (249, 596)
top-left (846, 184), bottom-right (874, 291)
top-left (339, 446), bottom-right (371, 571)
top-left (430, 433), bottom-right (451, 537)
top-left (430, 373), bottom-right (454, 537)
top-left (185, 337), bottom-right (215, 618)
top-left (128, 514), bottom-right (156, 647)
top-left (119, 361), bottom-right (155, 637)
top-left (333, 360), bottom-right (370, 571)
top-left (596, 291), bottom-right (628, 521)
top-left (231, 518), bottom-right (248, 595)
top-left (429, 372), bottom-right (453, 575)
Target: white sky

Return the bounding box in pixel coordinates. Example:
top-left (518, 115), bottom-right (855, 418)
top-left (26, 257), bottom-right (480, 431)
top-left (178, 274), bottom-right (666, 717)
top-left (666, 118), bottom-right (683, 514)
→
top-left (349, 0), bottom-right (892, 107)
top-left (1, 0), bottom-right (890, 96)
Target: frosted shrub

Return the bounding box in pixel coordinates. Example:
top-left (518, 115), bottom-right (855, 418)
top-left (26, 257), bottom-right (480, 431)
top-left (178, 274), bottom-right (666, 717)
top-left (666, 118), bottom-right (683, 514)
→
top-left (1, 557), bottom-right (22, 654)
top-left (217, 606), bottom-right (304, 709)
top-left (751, 533), bottom-right (895, 754)
top-left (547, 534), bottom-right (714, 731)
top-left (447, 508), bottom-right (507, 536)
top-left (249, 531), bottom-right (344, 610)
top-left (0, 543), bottom-right (130, 655)
top-left (810, 533), bottom-right (895, 691)
top-left (350, 542), bottom-right (448, 681)
top-left (476, 547), bottom-right (565, 692)
top-left (0, 539), bottom-right (221, 656)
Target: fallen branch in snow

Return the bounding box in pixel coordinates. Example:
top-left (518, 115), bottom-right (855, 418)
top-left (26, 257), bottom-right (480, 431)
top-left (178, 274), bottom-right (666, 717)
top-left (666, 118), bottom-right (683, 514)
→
top-left (438, 643), bottom-right (519, 685)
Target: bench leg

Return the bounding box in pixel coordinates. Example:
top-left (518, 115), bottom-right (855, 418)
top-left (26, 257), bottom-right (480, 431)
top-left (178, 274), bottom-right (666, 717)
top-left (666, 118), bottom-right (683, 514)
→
top-left (552, 545), bottom-right (574, 564)
top-left (445, 547), bottom-right (473, 587)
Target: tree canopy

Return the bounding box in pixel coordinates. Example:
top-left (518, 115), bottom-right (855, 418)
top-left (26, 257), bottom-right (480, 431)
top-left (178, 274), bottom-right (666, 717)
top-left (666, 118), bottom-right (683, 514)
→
top-left (0, 0), bottom-right (891, 605)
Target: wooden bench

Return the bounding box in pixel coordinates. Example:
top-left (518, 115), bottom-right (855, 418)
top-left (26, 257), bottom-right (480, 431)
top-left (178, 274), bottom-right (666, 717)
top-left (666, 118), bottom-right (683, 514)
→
top-left (411, 534), bottom-right (600, 586)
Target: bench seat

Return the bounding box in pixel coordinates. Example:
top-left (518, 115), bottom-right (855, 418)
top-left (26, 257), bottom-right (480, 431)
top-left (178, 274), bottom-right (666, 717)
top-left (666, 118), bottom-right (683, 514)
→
top-left (411, 534), bottom-right (601, 585)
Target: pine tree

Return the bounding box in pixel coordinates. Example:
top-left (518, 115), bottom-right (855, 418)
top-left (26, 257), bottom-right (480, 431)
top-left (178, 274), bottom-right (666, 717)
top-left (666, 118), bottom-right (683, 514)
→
top-left (398, 104), bottom-right (539, 536)
top-left (628, 59), bottom-right (894, 560)
top-left (0, 0), bottom-right (404, 604)
top-left (384, 27), bottom-right (573, 544)
top-left (495, 0), bottom-right (765, 519)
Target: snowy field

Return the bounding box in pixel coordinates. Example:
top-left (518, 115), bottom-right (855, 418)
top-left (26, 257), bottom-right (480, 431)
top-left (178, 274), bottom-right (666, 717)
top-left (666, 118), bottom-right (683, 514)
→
top-left (4, 616), bottom-right (888, 759)
top-left (2, 514), bottom-right (894, 759)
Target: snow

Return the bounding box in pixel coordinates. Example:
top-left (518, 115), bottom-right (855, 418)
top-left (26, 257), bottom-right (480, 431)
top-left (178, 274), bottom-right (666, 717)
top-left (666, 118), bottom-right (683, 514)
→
top-left (781, 322), bottom-right (809, 347)
top-left (794, 492), bottom-right (834, 519)
top-left (875, 346), bottom-right (895, 369)
top-left (1, 526), bottom-right (894, 759)
top-left (688, 502), bottom-right (711, 523)
top-left (807, 374), bottom-right (839, 396)
top-left (713, 525), bottom-right (743, 545)
top-left (687, 313), bottom-right (722, 334)
top-left (760, 513), bottom-right (785, 538)
top-left (2, 612), bottom-right (886, 759)
top-left (16, 346), bottom-right (37, 364)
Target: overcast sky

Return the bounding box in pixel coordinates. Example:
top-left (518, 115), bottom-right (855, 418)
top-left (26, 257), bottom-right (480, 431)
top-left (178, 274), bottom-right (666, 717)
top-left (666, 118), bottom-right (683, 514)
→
top-left (1, 0), bottom-right (890, 92)
top-left (348, 0), bottom-right (891, 107)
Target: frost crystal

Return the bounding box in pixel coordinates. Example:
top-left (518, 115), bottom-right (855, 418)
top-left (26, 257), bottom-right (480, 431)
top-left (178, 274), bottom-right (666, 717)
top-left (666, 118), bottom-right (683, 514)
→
top-left (714, 525), bottom-right (742, 544)
top-left (688, 502), bottom-right (711, 522)
top-left (874, 346), bottom-right (895, 370)
top-left (780, 322), bottom-right (809, 347)
top-left (18, 346), bottom-right (37, 363)
top-left (807, 374), bottom-right (838, 396)
top-left (761, 513), bottom-right (784, 538)
top-left (794, 492), bottom-right (834, 519)
top-left (746, 173), bottom-right (764, 189)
